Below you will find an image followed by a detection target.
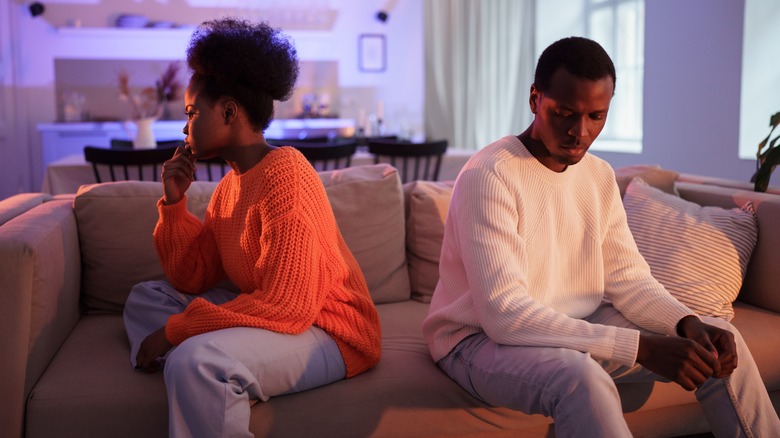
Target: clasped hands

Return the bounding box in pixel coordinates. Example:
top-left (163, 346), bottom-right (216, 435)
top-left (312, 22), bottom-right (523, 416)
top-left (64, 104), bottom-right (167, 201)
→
top-left (637, 315), bottom-right (738, 391)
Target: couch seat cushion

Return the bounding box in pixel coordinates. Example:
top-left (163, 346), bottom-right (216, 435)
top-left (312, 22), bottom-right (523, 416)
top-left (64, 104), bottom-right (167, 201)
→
top-left (25, 314), bottom-right (168, 438)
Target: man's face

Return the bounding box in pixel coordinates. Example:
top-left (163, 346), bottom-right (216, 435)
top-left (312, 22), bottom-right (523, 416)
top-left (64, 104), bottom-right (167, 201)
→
top-left (528, 68), bottom-right (614, 172)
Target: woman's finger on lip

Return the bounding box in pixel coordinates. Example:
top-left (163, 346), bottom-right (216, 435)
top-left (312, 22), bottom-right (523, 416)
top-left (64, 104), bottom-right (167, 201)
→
top-left (184, 145), bottom-right (197, 160)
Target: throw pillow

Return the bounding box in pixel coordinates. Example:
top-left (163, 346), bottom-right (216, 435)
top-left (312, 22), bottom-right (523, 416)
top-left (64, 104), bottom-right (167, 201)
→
top-left (75, 181), bottom-right (218, 313)
top-left (403, 180), bottom-right (454, 303)
top-left (319, 164), bottom-right (410, 304)
top-left (623, 178), bottom-right (758, 320)
top-left (614, 164), bottom-right (679, 198)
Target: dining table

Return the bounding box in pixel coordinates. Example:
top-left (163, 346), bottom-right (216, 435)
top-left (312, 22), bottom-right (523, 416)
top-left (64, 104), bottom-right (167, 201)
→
top-left (41, 148), bottom-right (474, 195)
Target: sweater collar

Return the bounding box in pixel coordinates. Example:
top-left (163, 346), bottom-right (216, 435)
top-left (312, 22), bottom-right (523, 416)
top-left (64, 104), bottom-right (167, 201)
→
top-left (506, 135), bottom-right (579, 185)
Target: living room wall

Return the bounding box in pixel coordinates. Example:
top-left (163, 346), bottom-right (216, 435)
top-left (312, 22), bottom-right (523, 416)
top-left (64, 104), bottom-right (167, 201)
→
top-left (0, 0), bottom-right (423, 197)
top-left (0, 0), bottom-right (770, 197)
top-left (594, 0), bottom-right (753, 184)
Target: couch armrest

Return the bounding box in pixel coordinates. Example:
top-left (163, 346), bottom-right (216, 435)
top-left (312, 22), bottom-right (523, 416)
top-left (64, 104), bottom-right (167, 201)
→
top-left (676, 182), bottom-right (780, 313)
top-left (0, 193), bottom-right (52, 226)
top-left (0, 200), bottom-right (81, 438)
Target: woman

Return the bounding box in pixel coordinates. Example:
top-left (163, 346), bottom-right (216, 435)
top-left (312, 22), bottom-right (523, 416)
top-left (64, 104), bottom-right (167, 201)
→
top-left (123, 18), bottom-right (381, 437)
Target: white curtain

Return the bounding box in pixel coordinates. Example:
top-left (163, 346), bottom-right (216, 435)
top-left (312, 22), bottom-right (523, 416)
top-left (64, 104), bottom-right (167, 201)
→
top-left (424, 0), bottom-right (535, 150)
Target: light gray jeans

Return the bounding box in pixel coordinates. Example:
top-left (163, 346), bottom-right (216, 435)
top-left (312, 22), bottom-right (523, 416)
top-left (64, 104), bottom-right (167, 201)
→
top-left (123, 281), bottom-right (346, 438)
top-left (438, 303), bottom-right (780, 438)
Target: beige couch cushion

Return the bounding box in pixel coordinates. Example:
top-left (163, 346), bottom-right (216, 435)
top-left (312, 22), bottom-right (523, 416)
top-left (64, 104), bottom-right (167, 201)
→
top-left (75, 181), bottom-right (217, 313)
top-left (614, 164), bottom-right (679, 198)
top-left (319, 164), bottom-right (410, 304)
top-left (75, 164), bottom-right (409, 313)
top-left (403, 180), bottom-right (454, 303)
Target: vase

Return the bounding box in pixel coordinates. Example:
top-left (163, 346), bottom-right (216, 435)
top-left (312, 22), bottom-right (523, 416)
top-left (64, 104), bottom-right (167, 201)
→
top-left (133, 117), bottom-right (157, 149)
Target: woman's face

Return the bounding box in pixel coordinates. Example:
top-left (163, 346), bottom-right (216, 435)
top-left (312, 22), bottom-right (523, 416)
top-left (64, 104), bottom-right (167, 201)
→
top-left (181, 82), bottom-right (229, 159)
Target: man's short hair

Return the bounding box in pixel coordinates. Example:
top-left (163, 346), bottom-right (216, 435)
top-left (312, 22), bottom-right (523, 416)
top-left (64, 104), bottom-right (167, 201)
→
top-left (534, 36), bottom-right (616, 93)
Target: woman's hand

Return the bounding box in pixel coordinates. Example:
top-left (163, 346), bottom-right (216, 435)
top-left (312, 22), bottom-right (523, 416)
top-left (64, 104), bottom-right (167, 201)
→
top-left (162, 147), bottom-right (197, 205)
top-left (135, 327), bottom-right (173, 373)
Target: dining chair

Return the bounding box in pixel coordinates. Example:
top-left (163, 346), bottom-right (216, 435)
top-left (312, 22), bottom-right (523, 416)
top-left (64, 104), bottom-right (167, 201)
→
top-left (199, 156), bottom-right (230, 181)
top-left (268, 139), bottom-right (358, 171)
top-left (266, 135), bottom-right (330, 144)
top-left (110, 138), bottom-right (185, 149)
top-left (367, 138), bottom-right (449, 183)
top-left (85, 146), bottom-right (227, 183)
top-left (356, 135), bottom-right (398, 147)
top-left (84, 146), bottom-right (175, 183)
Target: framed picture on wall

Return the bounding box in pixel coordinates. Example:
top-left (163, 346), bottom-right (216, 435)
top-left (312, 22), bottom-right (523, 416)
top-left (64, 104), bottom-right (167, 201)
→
top-left (358, 34), bottom-right (386, 72)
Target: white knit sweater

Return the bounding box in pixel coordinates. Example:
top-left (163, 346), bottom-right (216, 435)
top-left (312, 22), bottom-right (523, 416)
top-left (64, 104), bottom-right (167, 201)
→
top-left (422, 136), bottom-right (694, 367)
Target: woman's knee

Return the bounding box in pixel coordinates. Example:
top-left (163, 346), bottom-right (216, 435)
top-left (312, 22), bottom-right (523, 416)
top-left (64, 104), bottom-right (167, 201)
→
top-left (164, 336), bottom-right (225, 386)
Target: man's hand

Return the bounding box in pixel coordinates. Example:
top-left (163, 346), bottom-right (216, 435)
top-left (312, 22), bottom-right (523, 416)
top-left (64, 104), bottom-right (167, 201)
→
top-left (636, 316), bottom-right (738, 391)
top-left (677, 315), bottom-right (738, 378)
top-left (636, 332), bottom-right (719, 391)
top-left (136, 327), bottom-right (173, 373)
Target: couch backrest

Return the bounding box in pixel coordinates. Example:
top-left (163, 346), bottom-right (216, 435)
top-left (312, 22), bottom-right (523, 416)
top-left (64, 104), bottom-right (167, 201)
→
top-left (72, 163), bottom-right (410, 314)
top-left (402, 177), bottom-right (780, 314)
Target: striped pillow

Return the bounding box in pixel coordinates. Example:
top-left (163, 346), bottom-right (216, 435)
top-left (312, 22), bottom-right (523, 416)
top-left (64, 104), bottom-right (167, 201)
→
top-left (623, 178), bottom-right (758, 321)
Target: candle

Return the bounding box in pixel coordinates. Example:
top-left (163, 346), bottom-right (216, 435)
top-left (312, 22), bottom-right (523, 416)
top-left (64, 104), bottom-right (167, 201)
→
top-left (358, 109), bottom-right (367, 128)
top-left (377, 100), bottom-right (384, 120)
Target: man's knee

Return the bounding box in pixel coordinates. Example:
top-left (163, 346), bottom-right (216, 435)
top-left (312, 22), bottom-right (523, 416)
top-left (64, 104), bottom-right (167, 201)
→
top-left (548, 350), bottom-right (618, 397)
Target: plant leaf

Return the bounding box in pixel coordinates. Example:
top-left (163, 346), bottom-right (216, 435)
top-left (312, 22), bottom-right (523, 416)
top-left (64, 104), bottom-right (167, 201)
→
top-left (770, 111), bottom-right (780, 128)
top-left (754, 146), bottom-right (780, 192)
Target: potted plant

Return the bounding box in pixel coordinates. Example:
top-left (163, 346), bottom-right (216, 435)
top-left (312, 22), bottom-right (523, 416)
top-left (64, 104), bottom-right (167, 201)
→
top-left (117, 62), bottom-right (182, 149)
top-left (751, 111), bottom-right (780, 192)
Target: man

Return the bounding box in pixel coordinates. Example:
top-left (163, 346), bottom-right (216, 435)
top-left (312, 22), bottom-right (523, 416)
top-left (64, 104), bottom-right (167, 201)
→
top-left (422, 36), bottom-right (779, 436)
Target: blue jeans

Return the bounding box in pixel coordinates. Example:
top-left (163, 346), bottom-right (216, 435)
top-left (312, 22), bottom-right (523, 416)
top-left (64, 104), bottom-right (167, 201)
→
top-left (123, 281), bottom-right (346, 438)
top-left (438, 303), bottom-right (779, 437)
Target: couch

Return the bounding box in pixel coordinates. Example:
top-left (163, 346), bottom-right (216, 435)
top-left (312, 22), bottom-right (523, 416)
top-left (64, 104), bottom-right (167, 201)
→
top-left (2, 163), bottom-right (779, 438)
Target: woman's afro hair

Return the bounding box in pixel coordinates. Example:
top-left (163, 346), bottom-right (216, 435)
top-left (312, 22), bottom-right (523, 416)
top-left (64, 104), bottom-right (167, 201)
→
top-left (186, 18), bottom-right (300, 131)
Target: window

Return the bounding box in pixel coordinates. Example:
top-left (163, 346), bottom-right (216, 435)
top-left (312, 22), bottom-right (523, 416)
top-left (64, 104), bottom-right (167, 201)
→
top-left (739, 0), bottom-right (780, 160)
top-left (536, 0), bottom-right (645, 154)
top-left (586, 0), bottom-right (644, 153)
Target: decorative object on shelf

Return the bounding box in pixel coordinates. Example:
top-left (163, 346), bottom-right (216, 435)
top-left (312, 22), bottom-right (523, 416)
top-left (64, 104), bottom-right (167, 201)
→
top-left (751, 111), bottom-right (780, 192)
top-left (359, 34), bottom-right (386, 72)
top-left (155, 62), bottom-right (183, 120)
top-left (118, 62), bottom-right (182, 147)
top-left (131, 117), bottom-right (157, 149)
top-left (28, 1), bottom-right (45, 18)
top-left (115, 14), bottom-right (149, 29)
top-left (62, 91), bottom-right (86, 122)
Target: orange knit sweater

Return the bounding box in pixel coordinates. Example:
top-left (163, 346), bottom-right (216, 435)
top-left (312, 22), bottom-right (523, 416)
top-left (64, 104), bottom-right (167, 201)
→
top-left (153, 147), bottom-right (381, 377)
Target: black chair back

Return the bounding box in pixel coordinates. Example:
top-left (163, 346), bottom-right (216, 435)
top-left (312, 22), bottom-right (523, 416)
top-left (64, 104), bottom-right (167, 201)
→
top-left (266, 135), bottom-right (330, 144)
top-left (84, 146), bottom-right (175, 183)
top-left (269, 139), bottom-right (357, 171)
top-left (110, 139), bottom-right (185, 149)
top-left (85, 146), bottom-right (227, 183)
top-left (199, 156), bottom-right (230, 181)
top-left (367, 139), bottom-right (449, 183)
